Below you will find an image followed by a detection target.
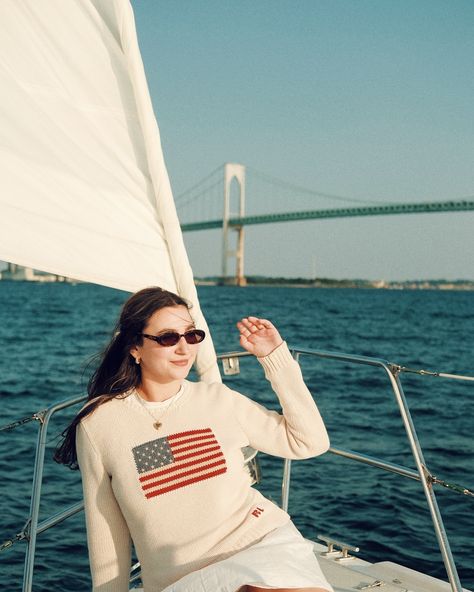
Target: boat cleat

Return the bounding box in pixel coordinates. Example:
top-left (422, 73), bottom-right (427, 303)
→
top-left (317, 533), bottom-right (360, 562)
top-left (222, 355), bottom-right (240, 375)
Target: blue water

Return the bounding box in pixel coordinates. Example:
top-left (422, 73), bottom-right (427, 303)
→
top-left (0, 282), bottom-right (473, 591)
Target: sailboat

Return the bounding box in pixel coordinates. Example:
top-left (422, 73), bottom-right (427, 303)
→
top-left (0, 2), bottom-right (471, 591)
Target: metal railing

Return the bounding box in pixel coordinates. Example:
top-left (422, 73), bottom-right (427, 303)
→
top-left (22, 395), bottom-right (86, 592)
top-left (3, 347), bottom-right (472, 592)
top-left (222, 347), bottom-right (473, 592)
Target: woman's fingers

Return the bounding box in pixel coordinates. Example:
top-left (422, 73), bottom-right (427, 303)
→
top-left (237, 319), bottom-right (256, 337)
top-left (239, 317), bottom-right (273, 333)
top-left (240, 317), bottom-right (258, 330)
top-left (238, 330), bottom-right (256, 353)
top-left (236, 320), bottom-right (252, 335)
top-left (248, 317), bottom-right (274, 330)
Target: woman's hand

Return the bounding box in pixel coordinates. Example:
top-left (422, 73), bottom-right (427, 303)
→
top-left (237, 317), bottom-right (283, 358)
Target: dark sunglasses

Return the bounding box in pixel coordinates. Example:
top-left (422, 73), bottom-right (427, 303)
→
top-left (141, 329), bottom-right (206, 347)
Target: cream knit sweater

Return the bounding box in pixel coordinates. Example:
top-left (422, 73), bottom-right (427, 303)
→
top-left (76, 342), bottom-right (330, 591)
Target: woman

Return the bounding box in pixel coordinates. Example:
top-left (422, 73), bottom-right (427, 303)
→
top-left (55, 287), bottom-right (333, 592)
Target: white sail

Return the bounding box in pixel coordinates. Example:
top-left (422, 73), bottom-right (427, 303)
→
top-left (0, 0), bottom-right (220, 381)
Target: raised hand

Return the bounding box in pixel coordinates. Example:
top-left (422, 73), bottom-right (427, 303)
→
top-left (236, 316), bottom-right (283, 358)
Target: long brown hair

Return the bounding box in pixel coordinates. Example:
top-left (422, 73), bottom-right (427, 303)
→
top-left (54, 287), bottom-right (190, 469)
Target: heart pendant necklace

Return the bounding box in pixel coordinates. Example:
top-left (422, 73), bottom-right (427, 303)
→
top-left (135, 387), bottom-right (182, 430)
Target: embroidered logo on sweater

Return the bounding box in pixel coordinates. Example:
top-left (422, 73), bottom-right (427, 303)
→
top-left (132, 428), bottom-right (227, 499)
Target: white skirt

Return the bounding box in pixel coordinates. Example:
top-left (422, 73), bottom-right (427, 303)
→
top-left (163, 521), bottom-right (333, 592)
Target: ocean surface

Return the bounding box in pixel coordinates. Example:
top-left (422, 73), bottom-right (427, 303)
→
top-left (0, 281), bottom-right (472, 591)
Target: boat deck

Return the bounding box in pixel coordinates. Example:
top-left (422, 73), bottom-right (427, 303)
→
top-left (127, 541), bottom-right (471, 592)
top-left (314, 540), bottom-right (471, 592)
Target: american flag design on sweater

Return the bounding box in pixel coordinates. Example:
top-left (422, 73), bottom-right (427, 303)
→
top-left (132, 428), bottom-right (227, 499)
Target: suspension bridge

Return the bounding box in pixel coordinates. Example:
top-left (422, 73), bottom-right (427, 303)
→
top-left (176, 163), bottom-right (474, 286)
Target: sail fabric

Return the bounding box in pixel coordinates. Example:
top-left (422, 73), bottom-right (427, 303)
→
top-left (0, 0), bottom-right (220, 381)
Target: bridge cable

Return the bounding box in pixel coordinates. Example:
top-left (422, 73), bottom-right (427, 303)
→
top-left (175, 164), bottom-right (224, 203)
top-left (247, 166), bottom-right (391, 205)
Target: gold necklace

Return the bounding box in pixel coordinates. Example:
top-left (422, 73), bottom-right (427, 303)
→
top-left (135, 387), bottom-right (182, 430)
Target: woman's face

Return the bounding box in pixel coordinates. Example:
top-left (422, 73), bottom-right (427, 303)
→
top-left (132, 305), bottom-right (199, 386)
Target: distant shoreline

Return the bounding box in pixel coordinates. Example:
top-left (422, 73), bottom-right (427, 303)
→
top-left (1, 274), bottom-right (473, 291)
top-left (195, 277), bottom-right (474, 291)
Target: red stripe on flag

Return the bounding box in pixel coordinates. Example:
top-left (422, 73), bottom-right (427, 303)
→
top-left (139, 452), bottom-right (224, 482)
top-left (142, 459), bottom-right (226, 490)
top-left (167, 428), bottom-right (212, 441)
top-left (173, 445), bottom-right (221, 462)
top-left (145, 467), bottom-right (227, 498)
top-left (172, 438), bottom-right (218, 455)
top-left (170, 434), bottom-right (216, 447)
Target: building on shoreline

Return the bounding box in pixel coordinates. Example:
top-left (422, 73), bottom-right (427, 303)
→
top-left (0, 263), bottom-right (69, 283)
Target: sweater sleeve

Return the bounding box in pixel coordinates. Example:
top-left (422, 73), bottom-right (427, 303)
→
top-left (76, 422), bottom-right (132, 592)
top-left (230, 342), bottom-right (330, 459)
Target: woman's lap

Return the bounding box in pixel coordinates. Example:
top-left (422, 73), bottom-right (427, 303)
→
top-left (241, 586), bottom-right (330, 592)
top-left (242, 588), bottom-right (330, 592)
top-left (163, 521), bottom-right (333, 592)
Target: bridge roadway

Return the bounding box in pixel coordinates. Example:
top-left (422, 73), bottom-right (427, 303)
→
top-left (180, 199), bottom-right (474, 231)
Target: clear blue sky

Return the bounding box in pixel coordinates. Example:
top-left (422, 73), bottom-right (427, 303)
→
top-left (132, 0), bottom-right (473, 281)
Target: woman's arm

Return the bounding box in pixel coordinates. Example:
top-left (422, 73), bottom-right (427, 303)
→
top-left (76, 423), bottom-right (132, 592)
top-left (231, 317), bottom-right (330, 459)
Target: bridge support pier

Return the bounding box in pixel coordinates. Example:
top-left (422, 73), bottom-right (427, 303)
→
top-left (221, 163), bottom-right (246, 286)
